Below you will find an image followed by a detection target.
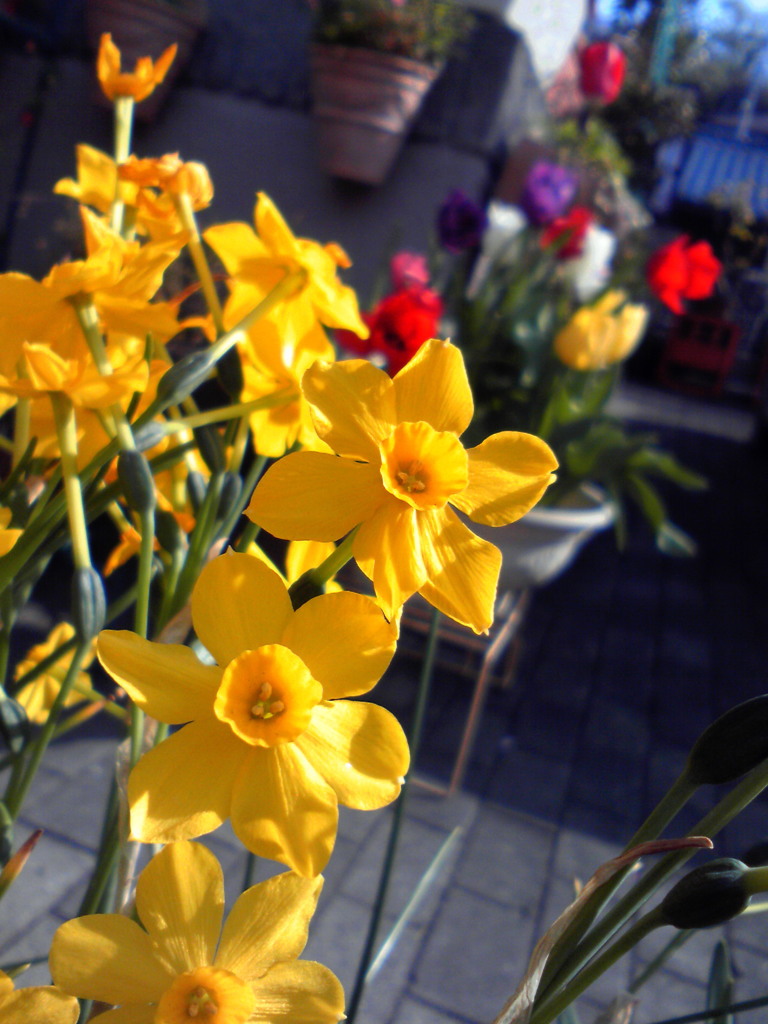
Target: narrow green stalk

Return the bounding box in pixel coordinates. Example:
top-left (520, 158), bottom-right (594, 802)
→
top-left (173, 192), bottom-right (225, 334)
top-left (134, 506), bottom-right (156, 639)
top-left (4, 641), bottom-right (92, 819)
top-left (235, 519), bottom-right (261, 553)
top-left (527, 910), bottom-right (665, 1024)
top-left (220, 454), bottom-right (269, 542)
top-left (629, 930), bottom-right (691, 994)
top-left (345, 606), bottom-right (441, 1024)
top-left (0, 591), bottom-right (15, 694)
top-left (641, 994), bottom-right (768, 1024)
top-left (110, 95), bottom-right (134, 236)
top-left (77, 779), bottom-right (121, 915)
top-left (155, 546), bottom-right (186, 636)
top-left (227, 417), bottom-right (250, 475)
top-left (540, 757), bottom-right (768, 1006)
top-left (73, 299), bottom-right (136, 452)
top-left (537, 771), bottom-right (697, 998)
top-left (12, 398), bottom-right (30, 469)
top-left (167, 474), bottom-right (224, 619)
top-left (50, 393), bottom-right (91, 570)
top-left (159, 391), bottom-right (296, 434)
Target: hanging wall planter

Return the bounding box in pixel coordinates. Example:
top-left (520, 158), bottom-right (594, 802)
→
top-left (309, 43), bottom-right (440, 186)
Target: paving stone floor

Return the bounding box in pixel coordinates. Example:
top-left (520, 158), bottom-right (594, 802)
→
top-left (2, 390), bottom-right (768, 1024)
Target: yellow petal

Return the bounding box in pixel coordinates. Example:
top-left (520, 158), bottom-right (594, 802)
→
top-left (418, 507), bottom-right (502, 634)
top-left (302, 358), bottom-right (395, 461)
top-left (255, 192), bottom-right (299, 258)
top-left (135, 842), bottom-right (224, 976)
top-left (283, 591), bottom-right (397, 699)
top-left (296, 701), bottom-right (408, 809)
top-left (230, 744), bottom-right (338, 876)
top-left (97, 631), bottom-right (220, 723)
top-left (284, 540), bottom-right (336, 584)
top-left (352, 498), bottom-right (428, 621)
top-left (0, 987), bottom-right (80, 1024)
top-left (250, 960), bottom-right (345, 1024)
top-left (452, 431), bottom-right (558, 526)
top-left (0, 970), bottom-right (13, 996)
top-left (191, 552), bottom-right (294, 666)
top-left (204, 222), bottom-right (268, 279)
top-left (393, 339), bottom-right (473, 437)
top-left (216, 873), bottom-right (323, 981)
top-left (128, 719), bottom-right (244, 843)
top-left (246, 452), bottom-right (384, 541)
top-left (50, 914), bottom-right (172, 1004)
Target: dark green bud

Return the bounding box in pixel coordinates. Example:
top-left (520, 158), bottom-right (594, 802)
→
top-left (686, 695), bottom-right (768, 785)
top-left (71, 566), bottom-right (106, 642)
top-left (288, 569), bottom-right (325, 611)
top-left (217, 472), bottom-right (242, 521)
top-left (0, 697), bottom-right (29, 755)
top-left (660, 859), bottom-right (750, 929)
top-left (186, 471), bottom-right (207, 514)
top-left (133, 420), bottom-right (167, 452)
top-left (216, 346), bottom-right (244, 400)
top-left (157, 351), bottom-right (215, 406)
top-left (155, 510), bottom-right (186, 554)
top-left (192, 425), bottom-right (226, 475)
top-left (117, 450), bottom-right (157, 514)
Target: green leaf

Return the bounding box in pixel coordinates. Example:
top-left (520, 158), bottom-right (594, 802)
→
top-left (656, 521), bottom-right (698, 558)
top-left (706, 938), bottom-right (734, 1024)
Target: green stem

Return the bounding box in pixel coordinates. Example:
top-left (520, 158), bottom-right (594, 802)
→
top-left (641, 994), bottom-right (768, 1024)
top-left (77, 779), bottom-right (121, 915)
top-left (235, 519), bottom-right (261, 553)
top-left (49, 393), bottom-right (91, 570)
top-left (4, 641), bottom-right (92, 819)
top-left (159, 391), bottom-right (296, 434)
top-left (220, 454), bottom-right (269, 543)
top-left (110, 95), bottom-right (134, 236)
top-left (541, 757), bottom-right (768, 1007)
top-left (173, 192), bottom-right (226, 335)
top-left (345, 606), bottom-right (441, 1024)
top-left (526, 911), bottom-right (665, 1024)
top-left (537, 770), bottom-right (697, 998)
top-left (629, 929), bottom-right (692, 994)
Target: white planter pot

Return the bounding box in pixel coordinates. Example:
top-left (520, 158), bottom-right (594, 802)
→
top-left (477, 484), bottom-right (615, 591)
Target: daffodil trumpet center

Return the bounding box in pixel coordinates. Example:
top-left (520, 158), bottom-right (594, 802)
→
top-left (155, 966), bottom-right (255, 1024)
top-left (380, 420), bottom-right (469, 511)
top-left (214, 644), bottom-right (322, 746)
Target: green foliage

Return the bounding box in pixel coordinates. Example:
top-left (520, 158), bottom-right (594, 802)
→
top-left (312, 0), bottom-right (474, 63)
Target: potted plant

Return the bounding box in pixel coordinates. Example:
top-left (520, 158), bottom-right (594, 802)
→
top-left (307, 0), bottom-right (473, 184)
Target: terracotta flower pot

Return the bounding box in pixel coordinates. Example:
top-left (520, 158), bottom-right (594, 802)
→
top-left (85, 0), bottom-right (208, 121)
top-left (309, 43), bottom-right (440, 185)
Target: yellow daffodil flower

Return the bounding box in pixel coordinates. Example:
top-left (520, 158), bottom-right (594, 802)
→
top-left (118, 152), bottom-right (214, 210)
top-left (0, 969), bottom-right (78, 1024)
top-left (14, 622), bottom-right (95, 724)
top-left (97, 551), bottom-right (407, 876)
top-left (204, 192), bottom-right (369, 336)
top-left (554, 290), bottom-right (649, 371)
top-left (96, 32), bottom-right (177, 103)
top-left (246, 339), bottom-right (558, 633)
top-left (238, 312), bottom-right (334, 457)
top-left (54, 143), bottom-right (137, 215)
top-left (50, 840), bottom-right (345, 1023)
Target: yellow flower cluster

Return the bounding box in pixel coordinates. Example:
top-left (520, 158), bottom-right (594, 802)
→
top-left (0, 35), bottom-right (558, 1021)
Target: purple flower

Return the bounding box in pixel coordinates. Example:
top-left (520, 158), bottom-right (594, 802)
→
top-left (436, 190), bottom-right (488, 253)
top-left (520, 162), bottom-right (578, 226)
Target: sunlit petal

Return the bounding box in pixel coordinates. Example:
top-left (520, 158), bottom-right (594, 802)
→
top-left (216, 873), bottom-right (323, 981)
top-left (353, 498), bottom-right (427, 621)
top-left (191, 552), bottom-right (293, 666)
top-left (0, 988), bottom-right (80, 1024)
top-left (418, 507), bottom-right (502, 634)
top-left (452, 431), bottom-right (558, 526)
top-left (246, 451), bottom-right (384, 541)
top-left (302, 359), bottom-right (395, 460)
top-left (393, 338), bottom-right (473, 436)
top-left (135, 842), bottom-right (224, 975)
top-left (230, 744), bottom-right (338, 876)
top-left (283, 591), bottom-right (397, 699)
top-left (128, 719), bottom-right (244, 843)
top-left (50, 915), bottom-right (172, 1005)
top-left (296, 701), bottom-right (408, 808)
top-left (97, 631), bottom-right (220, 723)
top-left (250, 960), bottom-right (345, 1024)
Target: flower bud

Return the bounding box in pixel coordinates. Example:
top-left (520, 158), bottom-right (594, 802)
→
top-left (155, 510), bottom-right (185, 554)
top-left (686, 695), bottom-right (768, 785)
top-left (192, 426), bottom-right (226, 475)
top-left (186, 470), bottom-right (208, 515)
top-left (117, 450), bottom-right (157, 514)
top-left (71, 566), bottom-right (106, 642)
top-left (660, 858), bottom-right (750, 929)
top-left (157, 351), bottom-right (215, 407)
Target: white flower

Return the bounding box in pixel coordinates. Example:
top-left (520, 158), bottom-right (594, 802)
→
top-left (566, 223), bottom-right (617, 301)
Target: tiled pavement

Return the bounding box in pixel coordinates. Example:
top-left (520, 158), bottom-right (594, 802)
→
top-left (2, 389), bottom-right (768, 1024)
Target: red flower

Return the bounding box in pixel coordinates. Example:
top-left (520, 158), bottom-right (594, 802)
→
top-left (336, 287), bottom-right (443, 375)
top-left (647, 236), bottom-right (722, 314)
top-left (541, 206), bottom-right (595, 259)
top-left (579, 42), bottom-right (626, 105)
